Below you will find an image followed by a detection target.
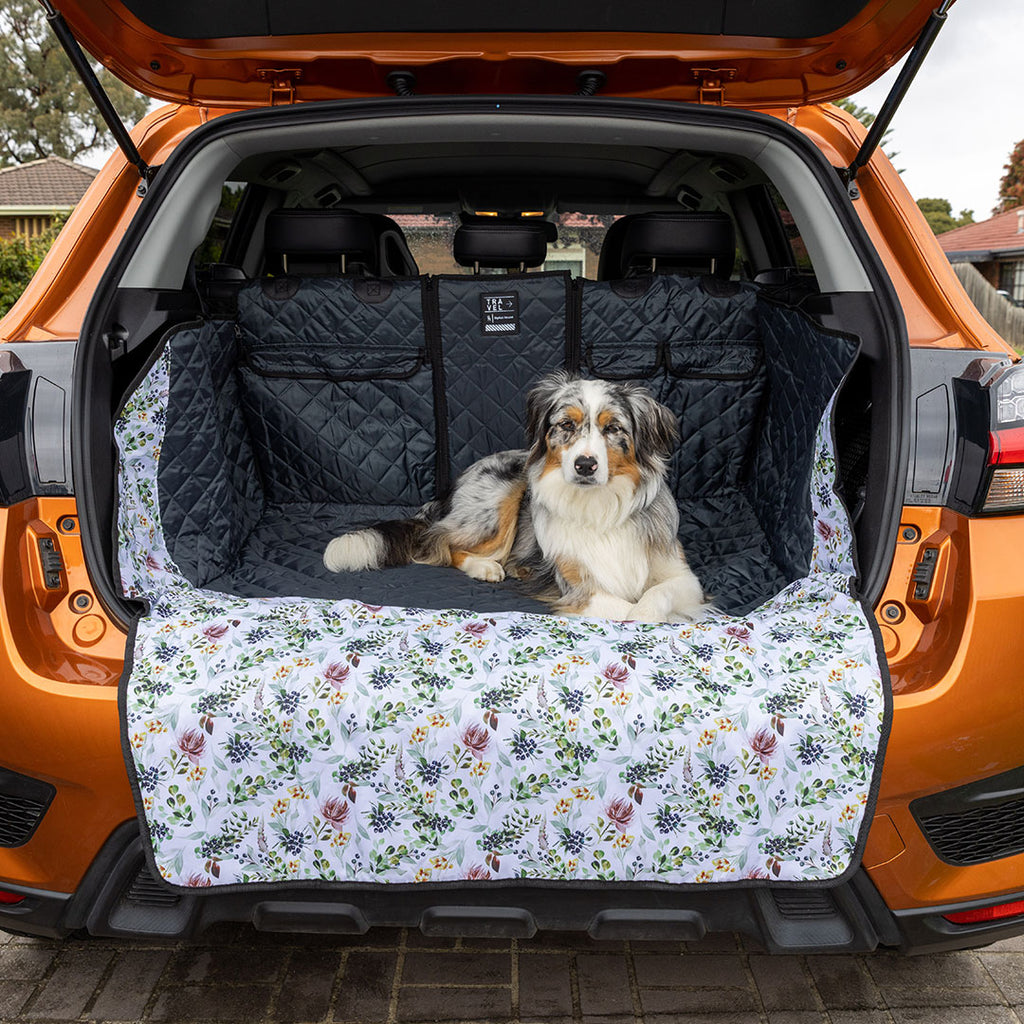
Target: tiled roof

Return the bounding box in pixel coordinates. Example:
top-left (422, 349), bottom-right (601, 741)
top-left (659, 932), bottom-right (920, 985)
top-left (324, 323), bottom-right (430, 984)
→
top-left (0, 155), bottom-right (97, 209)
top-left (938, 207), bottom-right (1024, 257)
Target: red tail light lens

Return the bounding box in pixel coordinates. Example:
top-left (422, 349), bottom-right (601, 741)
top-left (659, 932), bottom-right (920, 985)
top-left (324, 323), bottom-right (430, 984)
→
top-left (0, 891), bottom-right (25, 905)
top-left (944, 898), bottom-right (1024, 925)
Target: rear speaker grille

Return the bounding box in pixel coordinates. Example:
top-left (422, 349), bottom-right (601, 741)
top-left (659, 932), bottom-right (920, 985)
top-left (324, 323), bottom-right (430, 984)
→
top-left (918, 795), bottom-right (1024, 866)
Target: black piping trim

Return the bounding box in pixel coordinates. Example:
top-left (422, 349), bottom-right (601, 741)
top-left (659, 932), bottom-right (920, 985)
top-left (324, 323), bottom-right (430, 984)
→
top-left (422, 277), bottom-right (450, 498)
top-left (566, 276), bottom-right (583, 371)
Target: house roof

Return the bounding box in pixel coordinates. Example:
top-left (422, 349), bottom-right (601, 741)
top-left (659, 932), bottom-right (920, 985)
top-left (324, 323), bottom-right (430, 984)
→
top-left (0, 155), bottom-right (97, 210)
top-left (938, 206), bottom-right (1024, 260)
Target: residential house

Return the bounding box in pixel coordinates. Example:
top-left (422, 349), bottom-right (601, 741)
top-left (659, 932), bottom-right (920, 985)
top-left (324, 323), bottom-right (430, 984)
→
top-left (938, 207), bottom-right (1024, 304)
top-left (0, 155), bottom-right (97, 241)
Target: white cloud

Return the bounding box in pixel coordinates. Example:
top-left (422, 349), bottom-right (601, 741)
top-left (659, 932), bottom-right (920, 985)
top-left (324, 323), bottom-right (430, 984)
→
top-left (853, 0), bottom-right (1022, 220)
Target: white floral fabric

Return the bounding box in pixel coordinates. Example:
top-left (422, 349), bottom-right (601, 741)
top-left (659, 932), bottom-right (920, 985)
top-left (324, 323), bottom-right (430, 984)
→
top-left (116, 353), bottom-right (885, 888)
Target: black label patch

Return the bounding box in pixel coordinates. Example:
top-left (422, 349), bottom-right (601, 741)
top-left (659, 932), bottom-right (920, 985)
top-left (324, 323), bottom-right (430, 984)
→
top-left (480, 292), bottom-right (519, 335)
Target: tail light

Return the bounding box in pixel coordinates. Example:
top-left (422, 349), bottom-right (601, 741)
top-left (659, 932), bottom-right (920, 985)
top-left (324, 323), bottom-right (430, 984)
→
top-left (949, 361), bottom-right (1024, 515)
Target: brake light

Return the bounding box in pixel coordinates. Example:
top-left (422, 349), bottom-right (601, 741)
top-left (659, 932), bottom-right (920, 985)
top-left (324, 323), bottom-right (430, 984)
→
top-left (944, 898), bottom-right (1024, 925)
top-left (983, 372), bottom-right (1024, 512)
top-left (0, 891), bottom-right (25, 905)
top-left (949, 362), bottom-right (1024, 514)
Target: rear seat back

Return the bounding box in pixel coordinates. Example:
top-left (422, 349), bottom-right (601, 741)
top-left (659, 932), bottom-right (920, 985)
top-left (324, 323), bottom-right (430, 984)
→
top-left (235, 209), bottom-right (437, 507)
top-left (438, 217), bottom-right (569, 478)
top-left (583, 213), bottom-right (765, 500)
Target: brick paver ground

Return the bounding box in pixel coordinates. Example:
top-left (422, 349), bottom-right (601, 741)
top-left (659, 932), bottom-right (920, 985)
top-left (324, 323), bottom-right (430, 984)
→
top-left (2, 925), bottom-right (1023, 1023)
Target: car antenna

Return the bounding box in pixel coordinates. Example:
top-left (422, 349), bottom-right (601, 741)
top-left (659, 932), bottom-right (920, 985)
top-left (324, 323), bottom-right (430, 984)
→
top-left (843, 0), bottom-right (953, 199)
top-left (38, 0), bottom-right (154, 194)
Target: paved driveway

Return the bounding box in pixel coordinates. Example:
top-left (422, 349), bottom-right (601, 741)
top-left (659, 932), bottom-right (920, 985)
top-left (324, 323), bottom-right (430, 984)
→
top-left (1, 925), bottom-right (1022, 1023)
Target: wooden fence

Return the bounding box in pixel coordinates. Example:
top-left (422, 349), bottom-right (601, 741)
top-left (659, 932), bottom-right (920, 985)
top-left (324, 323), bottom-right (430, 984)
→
top-left (951, 261), bottom-right (1024, 352)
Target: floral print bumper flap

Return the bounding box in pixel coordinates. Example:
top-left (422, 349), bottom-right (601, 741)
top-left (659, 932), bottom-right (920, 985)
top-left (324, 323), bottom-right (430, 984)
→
top-left (117, 351), bottom-right (886, 890)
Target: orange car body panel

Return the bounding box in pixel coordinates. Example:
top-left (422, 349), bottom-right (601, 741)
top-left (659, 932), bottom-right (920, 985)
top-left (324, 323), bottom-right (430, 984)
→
top-left (0, 81), bottom-right (1020, 913)
top-left (55, 0), bottom-right (942, 108)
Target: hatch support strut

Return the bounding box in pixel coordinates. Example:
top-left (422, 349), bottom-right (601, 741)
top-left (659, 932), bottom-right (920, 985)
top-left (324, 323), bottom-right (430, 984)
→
top-left (38, 0), bottom-right (153, 194)
top-left (842, 0), bottom-right (953, 199)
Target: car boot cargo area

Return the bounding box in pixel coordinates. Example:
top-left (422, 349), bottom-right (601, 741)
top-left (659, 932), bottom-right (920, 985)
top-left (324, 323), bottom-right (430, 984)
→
top-left (89, 105), bottom-right (894, 895)
top-left (136, 264), bottom-right (855, 618)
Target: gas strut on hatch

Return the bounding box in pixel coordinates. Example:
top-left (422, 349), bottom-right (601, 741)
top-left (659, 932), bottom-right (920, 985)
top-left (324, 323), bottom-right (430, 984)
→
top-left (843, 0), bottom-right (954, 198)
top-left (37, 0), bottom-right (154, 193)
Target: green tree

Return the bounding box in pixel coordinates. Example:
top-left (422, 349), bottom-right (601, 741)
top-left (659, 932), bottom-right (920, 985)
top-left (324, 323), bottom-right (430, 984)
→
top-left (0, 214), bottom-right (66, 316)
top-left (834, 98), bottom-right (900, 166)
top-left (916, 198), bottom-right (974, 235)
top-left (0, 0), bottom-right (148, 165)
top-left (994, 139), bottom-right (1024, 214)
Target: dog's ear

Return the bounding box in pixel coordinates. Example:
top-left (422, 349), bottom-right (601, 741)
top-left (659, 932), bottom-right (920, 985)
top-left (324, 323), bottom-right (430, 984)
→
top-left (630, 390), bottom-right (680, 460)
top-left (525, 372), bottom-right (569, 450)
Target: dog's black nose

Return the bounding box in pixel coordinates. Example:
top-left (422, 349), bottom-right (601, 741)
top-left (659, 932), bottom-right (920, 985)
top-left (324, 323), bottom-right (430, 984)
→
top-left (574, 455), bottom-right (598, 477)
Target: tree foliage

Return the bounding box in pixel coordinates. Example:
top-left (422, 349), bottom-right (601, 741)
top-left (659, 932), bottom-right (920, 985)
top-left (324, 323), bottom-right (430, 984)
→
top-left (916, 198), bottom-right (974, 235)
top-left (833, 98), bottom-right (900, 166)
top-left (0, 215), bottom-right (66, 316)
top-left (0, 0), bottom-right (149, 165)
top-left (995, 139), bottom-right (1024, 215)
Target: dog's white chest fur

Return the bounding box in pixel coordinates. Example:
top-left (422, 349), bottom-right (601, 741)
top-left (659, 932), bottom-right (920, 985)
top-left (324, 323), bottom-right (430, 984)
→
top-left (531, 471), bottom-right (651, 602)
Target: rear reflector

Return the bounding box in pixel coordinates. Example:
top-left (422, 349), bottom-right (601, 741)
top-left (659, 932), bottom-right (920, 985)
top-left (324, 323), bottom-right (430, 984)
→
top-left (983, 468), bottom-right (1024, 511)
top-left (944, 898), bottom-right (1024, 925)
top-left (0, 891), bottom-right (25, 905)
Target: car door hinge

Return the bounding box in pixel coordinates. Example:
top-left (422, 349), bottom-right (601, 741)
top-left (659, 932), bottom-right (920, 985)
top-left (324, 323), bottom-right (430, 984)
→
top-left (257, 68), bottom-right (302, 105)
top-left (693, 68), bottom-right (735, 105)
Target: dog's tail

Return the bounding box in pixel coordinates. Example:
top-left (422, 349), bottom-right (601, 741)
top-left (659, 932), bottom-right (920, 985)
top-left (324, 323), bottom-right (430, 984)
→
top-left (324, 500), bottom-right (452, 573)
top-left (323, 517), bottom-right (431, 573)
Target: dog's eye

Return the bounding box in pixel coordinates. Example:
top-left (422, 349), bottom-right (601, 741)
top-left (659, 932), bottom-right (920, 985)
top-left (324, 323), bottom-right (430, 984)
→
top-left (553, 419), bottom-right (575, 433)
top-left (603, 422), bottom-right (623, 435)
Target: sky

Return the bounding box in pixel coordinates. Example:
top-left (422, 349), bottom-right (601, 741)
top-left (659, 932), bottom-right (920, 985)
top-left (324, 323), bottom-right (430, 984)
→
top-left (853, 0), bottom-right (1021, 220)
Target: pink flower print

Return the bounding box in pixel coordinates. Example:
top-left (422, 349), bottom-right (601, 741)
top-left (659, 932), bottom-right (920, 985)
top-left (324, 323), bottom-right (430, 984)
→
top-left (816, 521), bottom-right (834, 541)
top-left (601, 662), bottom-right (629, 689)
top-left (177, 728), bottom-right (206, 764)
top-left (462, 621), bottom-right (489, 637)
top-left (320, 797), bottom-right (350, 831)
top-left (465, 864), bottom-right (492, 880)
top-left (605, 797), bottom-right (635, 833)
top-left (461, 723), bottom-right (491, 760)
top-left (324, 663), bottom-right (350, 689)
top-left (202, 623), bottom-right (229, 641)
top-left (185, 873), bottom-right (212, 887)
top-left (749, 727), bottom-right (778, 764)
top-left (724, 624), bottom-right (751, 642)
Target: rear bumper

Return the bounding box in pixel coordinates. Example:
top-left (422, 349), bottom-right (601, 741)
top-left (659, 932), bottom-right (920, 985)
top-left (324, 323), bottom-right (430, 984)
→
top-left (0, 820), bottom-right (991, 954)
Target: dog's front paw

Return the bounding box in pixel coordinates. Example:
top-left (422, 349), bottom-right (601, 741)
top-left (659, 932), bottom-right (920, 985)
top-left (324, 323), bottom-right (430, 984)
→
top-left (460, 555), bottom-right (505, 582)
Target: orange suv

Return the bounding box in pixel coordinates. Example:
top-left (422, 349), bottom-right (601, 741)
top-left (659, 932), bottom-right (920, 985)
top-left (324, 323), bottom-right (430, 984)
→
top-left (0, 0), bottom-right (1021, 953)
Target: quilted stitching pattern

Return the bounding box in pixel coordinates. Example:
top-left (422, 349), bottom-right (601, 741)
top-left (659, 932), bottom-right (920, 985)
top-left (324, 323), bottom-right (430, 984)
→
top-left (582, 277), bottom-right (766, 497)
top-left (160, 322), bottom-right (263, 587)
top-left (439, 274), bottom-right (569, 475)
top-left (205, 502), bottom-right (551, 613)
top-left (748, 302), bottom-right (858, 580)
top-left (234, 278), bottom-right (436, 506)
top-left (153, 273), bottom-right (857, 618)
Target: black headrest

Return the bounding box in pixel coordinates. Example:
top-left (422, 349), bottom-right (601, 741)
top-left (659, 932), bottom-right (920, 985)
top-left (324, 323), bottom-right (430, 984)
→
top-left (453, 216), bottom-right (558, 271)
top-left (598, 211), bottom-right (735, 280)
top-left (264, 209), bottom-right (377, 275)
top-left (365, 213), bottom-right (419, 276)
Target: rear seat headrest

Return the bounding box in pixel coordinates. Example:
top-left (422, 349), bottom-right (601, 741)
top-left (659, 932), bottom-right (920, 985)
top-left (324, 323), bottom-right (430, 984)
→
top-left (598, 211), bottom-right (736, 280)
top-left (264, 209), bottom-right (377, 275)
top-left (453, 215), bottom-right (558, 272)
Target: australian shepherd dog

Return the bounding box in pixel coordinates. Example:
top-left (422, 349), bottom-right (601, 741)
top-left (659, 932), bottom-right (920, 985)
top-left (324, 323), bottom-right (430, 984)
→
top-left (323, 373), bottom-right (708, 622)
